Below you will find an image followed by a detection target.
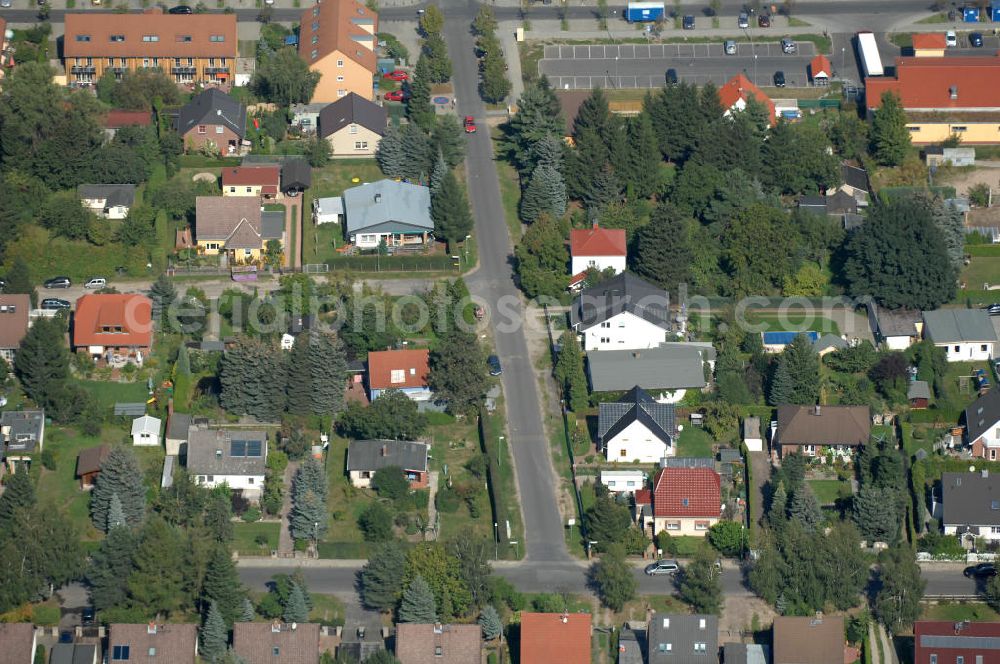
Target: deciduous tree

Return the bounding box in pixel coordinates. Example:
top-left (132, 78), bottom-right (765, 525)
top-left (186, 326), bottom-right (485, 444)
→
top-left (678, 547), bottom-right (722, 614)
top-left (554, 331), bottom-right (588, 412)
top-left (360, 545), bottom-right (406, 611)
top-left (428, 329), bottom-right (487, 415)
top-left (514, 213), bottom-right (569, 298)
top-left (251, 48), bottom-right (321, 106)
top-left (338, 390), bottom-right (428, 440)
top-left (591, 544), bottom-right (636, 611)
top-left (874, 545), bottom-right (925, 633)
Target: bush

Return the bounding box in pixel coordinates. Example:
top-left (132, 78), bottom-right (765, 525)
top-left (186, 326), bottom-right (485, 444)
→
top-left (531, 593), bottom-right (566, 613)
top-left (656, 531), bottom-right (678, 555)
top-left (254, 533), bottom-right (270, 548)
top-left (708, 521), bottom-right (745, 557)
top-left (371, 465), bottom-right (410, 501)
top-left (917, 531), bottom-right (965, 557)
top-left (40, 448), bottom-right (57, 471)
top-left (242, 506), bottom-right (262, 522)
top-left (358, 502), bottom-right (394, 542)
top-left (31, 603), bottom-right (61, 626)
top-left (435, 486), bottom-right (461, 513)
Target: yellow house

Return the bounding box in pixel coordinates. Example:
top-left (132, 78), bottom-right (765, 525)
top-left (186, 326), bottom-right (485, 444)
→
top-left (318, 92), bottom-right (387, 157)
top-left (220, 166), bottom-right (281, 200)
top-left (194, 196), bottom-right (284, 264)
top-left (299, 0), bottom-right (377, 103)
top-left (911, 33), bottom-right (946, 57)
top-left (638, 467), bottom-right (722, 539)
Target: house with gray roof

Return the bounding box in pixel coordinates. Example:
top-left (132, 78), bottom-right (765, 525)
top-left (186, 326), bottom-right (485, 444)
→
top-left (598, 386), bottom-right (677, 463)
top-left (318, 92), bottom-right (387, 157)
top-left (186, 426), bottom-right (267, 499)
top-left (78, 184), bottom-right (136, 219)
top-left (195, 196), bottom-right (283, 262)
top-left (935, 470), bottom-right (1000, 543)
top-left (922, 308), bottom-right (997, 362)
top-left (617, 625), bottom-right (644, 664)
top-left (50, 643), bottom-right (99, 664)
top-left (722, 643), bottom-right (768, 664)
top-left (812, 333), bottom-right (848, 357)
top-left (867, 303), bottom-right (923, 350)
top-left (570, 272), bottom-right (673, 351)
top-left (175, 88), bottom-right (247, 156)
top-left (647, 614), bottom-right (718, 664)
top-left (342, 179), bottom-right (433, 250)
top-left (346, 439), bottom-right (429, 489)
top-left (963, 388), bottom-right (1000, 459)
top-left (1, 409), bottom-right (45, 473)
top-left (586, 344), bottom-right (709, 400)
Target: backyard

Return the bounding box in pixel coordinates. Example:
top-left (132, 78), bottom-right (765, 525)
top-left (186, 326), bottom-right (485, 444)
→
top-left (302, 160), bottom-right (384, 265)
top-left (807, 478), bottom-right (852, 506)
top-left (675, 426), bottom-right (714, 458)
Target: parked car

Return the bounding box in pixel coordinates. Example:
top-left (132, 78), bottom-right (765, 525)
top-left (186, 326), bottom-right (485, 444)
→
top-left (644, 559), bottom-right (680, 576)
top-left (464, 116), bottom-right (477, 133)
top-left (41, 298), bottom-right (71, 310)
top-left (487, 354), bottom-right (502, 376)
top-left (970, 32), bottom-right (984, 47)
top-left (0, 279), bottom-right (6, 291)
top-left (168, 5), bottom-right (193, 13)
top-left (946, 30), bottom-right (958, 47)
top-left (0, 0), bottom-right (11, 8)
top-left (682, 15), bottom-right (695, 29)
top-left (384, 89), bottom-right (408, 102)
top-left (773, 70), bottom-right (786, 87)
top-left (984, 303), bottom-right (1000, 316)
top-left (44, 276), bottom-right (71, 289)
top-left (58, 631), bottom-right (73, 644)
top-left (964, 563), bottom-right (997, 578)
top-left (85, 277), bottom-right (107, 289)
top-left (383, 70), bottom-right (409, 81)
top-left (737, 12), bottom-right (749, 28)
top-left (724, 40), bottom-right (737, 55)
top-left (665, 68), bottom-right (678, 84)
top-left (758, 13), bottom-right (771, 27)
top-left (81, 607), bottom-right (95, 626)
top-left (781, 37), bottom-right (797, 54)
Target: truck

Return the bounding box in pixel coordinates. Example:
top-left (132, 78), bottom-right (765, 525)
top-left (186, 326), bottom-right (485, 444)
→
top-left (856, 31), bottom-right (884, 78)
top-left (625, 1), bottom-right (665, 22)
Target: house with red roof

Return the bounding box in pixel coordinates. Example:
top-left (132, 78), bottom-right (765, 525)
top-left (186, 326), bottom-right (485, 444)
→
top-left (809, 54), bottom-right (831, 85)
top-left (366, 348), bottom-right (431, 402)
top-left (914, 620), bottom-right (1000, 663)
top-left (520, 613), bottom-right (591, 664)
top-left (222, 166), bottom-right (281, 200)
top-left (73, 294), bottom-right (154, 363)
top-left (719, 73), bottom-right (776, 125)
top-left (911, 33), bottom-right (947, 57)
top-left (866, 53), bottom-right (1000, 144)
top-left (102, 109), bottom-right (152, 139)
top-left (569, 224), bottom-right (627, 290)
top-left (643, 467), bottom-right (722, 537)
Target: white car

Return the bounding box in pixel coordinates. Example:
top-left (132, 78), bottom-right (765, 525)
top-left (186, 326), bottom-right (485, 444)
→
top-left (946, 30), bottom-right (958, 47)
top-left (724, 40), bottom-right (737, 55)
top-left (738, 12), bottom-right (749, 29)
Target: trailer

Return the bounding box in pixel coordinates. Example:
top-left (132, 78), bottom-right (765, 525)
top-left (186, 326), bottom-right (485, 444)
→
top-left (625, 1), bottom-right (664, 22)
top-left (855, 31), bottom-right (884, 78)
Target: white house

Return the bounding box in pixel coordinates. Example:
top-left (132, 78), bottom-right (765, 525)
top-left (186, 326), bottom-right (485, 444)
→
top-left (936, 471), bottom-right (1000, 543)
top-left (742, 416), bottom-right (763, 452)
top-left (186, 427), bottom-right (267, 500)
top-left (598, 386), bottom-right (676, 463)
top-left (130, 415), bottom-right (161, 447)
top-left (570, 272), bottom-right (672, 352)
top-left (923, 309), bottom-right (997, 362)
top-left (600, 469), bottom-right (647, 494)
top-left (964, 389), bottom-right (1000, 459)
top-left (313, 196), bottom-right (344, 225)
top-left (868, 303), bottom-right (923, 351)
top-left (569, 225), bottom-right (627, 281)
top-left (77, 184), bottom-right (137, 220)
top-left (343, 180), bottom-right (434, 249)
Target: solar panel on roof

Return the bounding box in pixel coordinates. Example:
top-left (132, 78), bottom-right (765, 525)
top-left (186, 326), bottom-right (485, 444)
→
top-left (230, 440), bottom-right (246, 457)
top-left (247, 440), bottom-right (262, 457)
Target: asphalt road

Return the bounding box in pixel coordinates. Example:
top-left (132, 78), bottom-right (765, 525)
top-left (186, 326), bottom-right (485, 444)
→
top-left (539, 40), bottom-right (817, 89)
top-left (444, 4), bottom-right (568, 563)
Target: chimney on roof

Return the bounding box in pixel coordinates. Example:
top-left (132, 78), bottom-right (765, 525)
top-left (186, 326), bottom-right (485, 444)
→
top-left (291, 622), bottom-right (297, 631)
top-left (381, 444), bottom-right (388, 457)
top-left (147, 623), bottom-right (157, 635)
top-left (374, 193), bottom-right (382, 204)
top-left (433, 623), bottom-right (443, 634)
top-left (984, 470), bottom-right (990, 479)
top-left (632, 352), bottom-right (640, 359)
top-left (561, 612), bottom-right (569, 624)
top-left (271, 622), bottom-right (281, 633)
top-left (813, 405), bottom-right (821, 416)
top-left (950, 86), bottom-right (958, 100)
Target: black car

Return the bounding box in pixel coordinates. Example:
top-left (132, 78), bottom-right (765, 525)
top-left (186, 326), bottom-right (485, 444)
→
top-left (168, 4), bottom-right (193, 13)
top-left (985, 303), bottom-right (1000, 316)
top-left (758, 13), bottom-right (771, 27)
top-left (81, 607), bottom-right (95, 625)
top-left (40, 298), bottom-right (71, 310)
top-left (964, 563), bottom-right (997, 578)
top-left (44, 276), bottom-right (71, 289)
top-left (682, 15), bottom-right (695, 30)
top-left (665, 68), bottom-right (678, 84)
top-left (487, 355), bottom-right (502, 376)
top-left (971, 32), bottom-right (984, 47)
top-left (773, 71), bottom-right (786, 87)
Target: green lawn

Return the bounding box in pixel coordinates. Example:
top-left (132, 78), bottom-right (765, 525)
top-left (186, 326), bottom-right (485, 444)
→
top-left (3, 225), bottom-right (160, 283)
top-left (807, 479), bottom-right (852, 505)
top-left (901, 422), bottom-right (935, 457)
top-left (309, 594), bottom-right (346, 627)
top-left (427, 414), bottom-right (495, 543)
top-left (310, 161), bottom-right (385, 200)
top-left (493, 132), bottom-right (524, 242)
top-left (78, 380), bottom-right (150, 410)
top-left (922, 602), bottom-right (1000, 622)
top-left (233, 521), bottom-right (280, 556)
top-left (745, 312), bottom-right (840, 335)
top-left (34, 427), bottom-right (107, 540)
top-left (961, 256), bottom-right (1000, 290)
top-left (676, 427), bottom-right (714, 458)
top-left (303, 221), bottom-right (344, 265)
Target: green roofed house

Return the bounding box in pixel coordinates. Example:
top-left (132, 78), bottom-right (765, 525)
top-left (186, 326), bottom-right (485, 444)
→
top-left (342, 179), bottom-right (433, 250)
top-left (922, 309), bottom-right (997, 363)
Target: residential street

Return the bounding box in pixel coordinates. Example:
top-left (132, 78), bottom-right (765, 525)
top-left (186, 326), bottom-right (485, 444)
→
top-left (444, 4), bottom-right (569, 562)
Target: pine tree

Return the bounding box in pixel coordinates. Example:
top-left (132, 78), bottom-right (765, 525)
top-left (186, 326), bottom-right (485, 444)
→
top-left (428, 329), bottom-right (488, 416)
top-left (88, 523), bottom-right (136, 611)
top-left (788, 485), bottom-right (822, 532)
top-left (127, 516), bottom-right (187, 616)
top-left (297, 458), bottom-right (329, 502)
top-left (398, 575), bottom-right (437, 623)
top-left (591, 544), bottom-right (636, 611)
top-left (584, 163), bottom-right (620, 213)
top-left (219, 336), bottom-right (288, 420)
top-left (399, 123), bottom-right (432, 182)
top-left (5, 258), bottom-right (37, 307)
top-left (632, 203), bottom-right (693, 291)
top-left (290, 489), bottom-right (327, 541)
top-left (853, 485), bottom-right (899, 544)
top-left (0, 471), bottom-right (36, 533)
top-left (90, 446), bottom-right (146, 532)
top-left (624, 112), bottom-right (660, 199)
top-left (204, 546), bottom-right (246, 626)
top-left (361, 545), bottom-right (407, 611)
top-left (519, 163), bottom-right (567, 224)
top-left (566, 127), bottom-right (609, 201)
top-left (175, 344), bottom-right (191, 376)
top-left (678, 547), bottom-right (722, 614)
top-left (406, 56), bottom-right (435, 132)
top-left (107, 493), bottom-right (126, 531)
top-left (768, 480), bottom-right (788, 526)
top-left (554, 330), bottom-right (587, 412)
top-left (150, 274), bottom-right (177, 330)
top-left (14, 316), bottom-right (71, 412)
top-left (767, 359), bottom-right (794, 406)
top-left (502, 78), bottom-right (564, 176)
top-left (283, 582), bottom-right (310, 623)
top-left (240, 598), bottom-right (256, 622)
top-left (376, 125), bottom-right (406, 179)
top-left (429, 152), bottom-right (448, 195)
top-left (781, 333), bottom-right (820, 405)
top-left (871, 91), bottom-right (910, 167)
top-left (204, 491), bottom-right (234, 544)
top-left (286, 331), bottom-right (347, 417)
top-left (201, 601), bottom-right (228, 662)
top-left (479, 605), bottom-right (502, 641)
top-left (431, 170), bottom-right (474, 249)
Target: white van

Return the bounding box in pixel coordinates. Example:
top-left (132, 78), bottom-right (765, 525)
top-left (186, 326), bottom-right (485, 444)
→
top-left (85, 277), bottom-right (107, 289)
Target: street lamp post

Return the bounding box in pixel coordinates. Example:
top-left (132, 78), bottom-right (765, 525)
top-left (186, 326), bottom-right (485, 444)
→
top-left (753, 53), bottom-right (758, 86)
top-left (498, 436), bottom-right (504, 470)
top-left (494, 522), bottom-right (499, 560)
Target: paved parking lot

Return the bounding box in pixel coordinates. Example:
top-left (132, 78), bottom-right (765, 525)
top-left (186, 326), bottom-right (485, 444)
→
top-left (540, 40), bottom-right (818, 89)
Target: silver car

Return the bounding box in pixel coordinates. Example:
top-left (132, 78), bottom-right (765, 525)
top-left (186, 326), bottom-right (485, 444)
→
top-left (781, 38), bottom-right (797, 54)
top-left (0, 0), bottom-right (12, 8)
top-left (724, 40), bottom-right (737, 55)
top-left (644, 559), bottom-right (680, 576)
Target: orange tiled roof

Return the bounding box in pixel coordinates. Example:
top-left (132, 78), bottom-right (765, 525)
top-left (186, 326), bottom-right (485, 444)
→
top-left (718, 73), bottom-right (776, 125)
top-left (912, 33), bottom-right (947, 49)
top-left (867, 54), bottom-right (1000, 111)
top-left (221, 166), bottom-right (281, 188)
top-left (73, 294), bottom-right (153, 349)
top-left (298, 0), bottom-right (377, 72)
top-left (367, 349), bottom-right (429, 390)
top-left (64, 11), bottom-right (236, 58)
top-left (104, 110), bottom-right (153, 128)
top-left (652, 467), bottom-right (722, 518)
top-left (520, 613), bottom-right (591, 664)
top-left (570, 226), bottom-right (626, 257)
top-left (810, 54), bottom-right (832, 78)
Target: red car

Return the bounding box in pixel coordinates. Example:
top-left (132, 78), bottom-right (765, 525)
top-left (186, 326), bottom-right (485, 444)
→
top-left (383, 70), bottom-right (409, 81)
top-left (384, 89), bottom-right (408, 102)
top-left (464, 116), bottom-right (477, 133)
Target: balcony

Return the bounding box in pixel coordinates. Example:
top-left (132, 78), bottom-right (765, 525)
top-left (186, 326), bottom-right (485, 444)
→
top-left (71, 65), bottom-right (96, 74)
top-left (172, 66), bottom-right (196, 74)
top-left (205, 67), bottom-right (230, 74)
